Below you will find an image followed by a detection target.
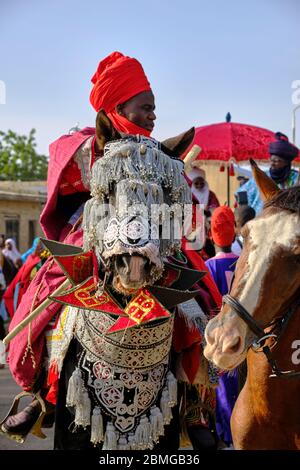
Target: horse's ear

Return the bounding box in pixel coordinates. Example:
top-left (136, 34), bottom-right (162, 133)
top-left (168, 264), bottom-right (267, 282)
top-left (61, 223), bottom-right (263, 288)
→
top-left (95, 110), bottom-right (121, 151)
top-left (161, 127), bottom-right (195, 158)
top-left (250, 158), bottom-right (280, 201)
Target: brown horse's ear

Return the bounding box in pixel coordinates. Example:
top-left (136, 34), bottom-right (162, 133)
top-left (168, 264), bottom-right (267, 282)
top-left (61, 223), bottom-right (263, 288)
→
top-left (161, 127), bottom-right (195, 158)
top-left (95, 110), bottom-right (121, 152)
top-left (250, 158), bottom-right (280, 201)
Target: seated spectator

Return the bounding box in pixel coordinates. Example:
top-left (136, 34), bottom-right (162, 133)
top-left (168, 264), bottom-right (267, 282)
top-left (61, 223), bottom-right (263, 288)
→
top-left (186, 163), bottom-right (220, 214)
top-left (185, 163), bottom-right (219, 259)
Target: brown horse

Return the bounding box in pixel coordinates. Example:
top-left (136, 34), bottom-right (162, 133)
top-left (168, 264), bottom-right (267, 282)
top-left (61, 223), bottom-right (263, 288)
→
top-left (204, 161), bottom-right (300, 450)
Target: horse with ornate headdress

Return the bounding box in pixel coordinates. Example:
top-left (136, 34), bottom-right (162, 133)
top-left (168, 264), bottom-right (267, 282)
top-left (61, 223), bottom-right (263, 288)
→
top-left (47, 115), bottom-right (220, 450)
top-left (1, 113), bottom-right (219, 450)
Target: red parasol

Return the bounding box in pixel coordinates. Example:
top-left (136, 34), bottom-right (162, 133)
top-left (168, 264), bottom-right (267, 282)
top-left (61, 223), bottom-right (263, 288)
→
top-left (184, 118), bottom-right (300, 204)
top-left (189, 121), bottom-right (300, 163)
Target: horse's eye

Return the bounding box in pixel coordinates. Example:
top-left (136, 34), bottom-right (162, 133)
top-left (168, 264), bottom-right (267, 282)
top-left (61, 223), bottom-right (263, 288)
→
top-left (294, 254), bottom-right (300, 264)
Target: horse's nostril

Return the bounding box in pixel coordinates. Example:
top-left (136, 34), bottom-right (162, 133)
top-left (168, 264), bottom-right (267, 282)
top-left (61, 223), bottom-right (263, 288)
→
top-left (117, 255), bottom-right (130, 271)
top-left (223, 336), bottom-right (242, 355)
top-left (205, 330), bottom-right (215, 346)
top-left (115, 257), bottom-right (124, 269)
top-left (144, 259), bottom-right (151, 270)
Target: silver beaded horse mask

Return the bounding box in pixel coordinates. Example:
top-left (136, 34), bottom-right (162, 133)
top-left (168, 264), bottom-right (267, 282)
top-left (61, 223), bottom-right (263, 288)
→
top-left (83, 136), bottom-right (191, 294)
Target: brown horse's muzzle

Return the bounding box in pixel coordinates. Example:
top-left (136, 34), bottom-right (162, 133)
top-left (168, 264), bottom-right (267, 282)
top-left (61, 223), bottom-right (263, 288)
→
top-left (113, 253), bottom-right (153, 294)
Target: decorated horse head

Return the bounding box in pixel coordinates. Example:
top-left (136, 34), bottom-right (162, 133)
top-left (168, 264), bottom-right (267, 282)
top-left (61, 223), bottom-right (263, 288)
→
top-left (83, 111), bottom-right (194, 294)
top-left (204, 160), bottom-right (300, 449)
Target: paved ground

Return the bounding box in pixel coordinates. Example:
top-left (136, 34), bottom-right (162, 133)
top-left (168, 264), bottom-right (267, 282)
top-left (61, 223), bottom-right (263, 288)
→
top-left (0, 366), bottom-right (54, 450)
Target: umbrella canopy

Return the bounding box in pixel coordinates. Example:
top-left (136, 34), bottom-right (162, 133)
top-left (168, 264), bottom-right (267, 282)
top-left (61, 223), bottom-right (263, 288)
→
top-left (186, 121), bottom-right (300, 163)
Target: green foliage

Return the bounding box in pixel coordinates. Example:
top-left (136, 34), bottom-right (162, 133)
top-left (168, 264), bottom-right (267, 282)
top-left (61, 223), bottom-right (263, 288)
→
top-left (0, 129), bottom-right (48, 181)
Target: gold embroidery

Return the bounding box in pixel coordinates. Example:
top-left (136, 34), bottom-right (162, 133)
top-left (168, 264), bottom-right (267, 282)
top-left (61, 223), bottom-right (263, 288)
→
top-left (46, 306), bottom-right (69, 341)
top-left (74, 283), bottom-right (109, 308)
top-left (124, 291), bottom-right (155, 324)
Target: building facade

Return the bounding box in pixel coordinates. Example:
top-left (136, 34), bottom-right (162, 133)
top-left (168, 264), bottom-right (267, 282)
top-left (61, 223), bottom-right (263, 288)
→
top-left (0, 181), bottom-right (46, 252)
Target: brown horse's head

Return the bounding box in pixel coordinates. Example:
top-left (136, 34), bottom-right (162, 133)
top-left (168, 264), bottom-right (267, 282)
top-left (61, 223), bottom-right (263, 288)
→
top-left (204, 161), bottom-right (300, 370)
top-left (83, 111), bottom-right (194, 295)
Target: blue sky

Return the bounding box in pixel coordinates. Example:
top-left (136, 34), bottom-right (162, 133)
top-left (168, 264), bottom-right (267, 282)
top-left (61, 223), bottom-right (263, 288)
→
top-left (1, 0), bottom-right (299, 155)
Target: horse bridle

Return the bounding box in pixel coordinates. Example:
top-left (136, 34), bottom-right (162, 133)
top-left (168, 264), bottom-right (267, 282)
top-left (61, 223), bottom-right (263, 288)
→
top-left (222, 293), bottom-right (300, 379)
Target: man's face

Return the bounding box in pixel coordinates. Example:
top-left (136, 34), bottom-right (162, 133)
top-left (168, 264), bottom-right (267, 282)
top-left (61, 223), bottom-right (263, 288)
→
top-left (117, 91), bottom-right (156, 132)
top-left (193, 176), bottom-right (205, 190)
top-left (270, 155), bottom-right (288, 170)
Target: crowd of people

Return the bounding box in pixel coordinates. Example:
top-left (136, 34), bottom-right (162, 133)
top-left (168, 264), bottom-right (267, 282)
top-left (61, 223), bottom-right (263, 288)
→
top-left (0, 50), bottom-right (299, 451)
top-left (0, 237), bottom-right (49, 350)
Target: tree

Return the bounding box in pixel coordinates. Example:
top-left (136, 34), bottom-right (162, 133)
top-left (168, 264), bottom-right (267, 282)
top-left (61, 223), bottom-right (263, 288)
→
top-left (0, 129), bottom-right (48, 181)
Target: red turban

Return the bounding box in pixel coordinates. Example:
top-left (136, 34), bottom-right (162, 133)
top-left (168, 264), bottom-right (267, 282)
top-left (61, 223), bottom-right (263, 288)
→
top-left (90, 52), bottom-right (152, 136)
top-left (211, 206), bottom-right (235, 247)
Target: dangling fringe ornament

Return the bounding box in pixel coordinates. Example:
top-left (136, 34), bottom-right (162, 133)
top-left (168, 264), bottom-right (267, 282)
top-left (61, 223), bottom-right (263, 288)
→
top-left (229, 162), bottom-right (235, 176)
top-left (91, 407), bottom-right (104, 445)
top-left (166, 371), bottom-right (178, 406)
top-left (150, 406), bottom-right (164, 443)
top-left (46, 360), bottom-right (59, 404)
top-left (66, 368), bottom-right (91, 429)
top-left (219, 163), bottom-right (225, 172)
top-left (128, 432), bottom-right (137, 450)
top-left (74, 390), bottom-right (91, 428)
top-left (118, 436), bottom-right (129, 450)
top-left (160, 389), bottom-right (173, 425)
top-left (134, 415), bottom-right (152, 450)
top-left (66, 367), bottom-right (84, 407)
top-left (102, 422), bottom-right (118, 450)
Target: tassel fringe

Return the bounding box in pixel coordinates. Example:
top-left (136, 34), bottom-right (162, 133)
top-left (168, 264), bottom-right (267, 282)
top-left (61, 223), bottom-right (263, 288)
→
top-left (102, 422), bottom-right (118, 450)
top-left (91, 407), bottom-right (104, 445)
top-left (150, 406), bottom-right (164, 443)
top-left (166, 371), bottom-right (178, 406)
top-left (160, 389), bottom-right (173, 425)
top-left (66, 367), bottom-right (91, 429)
top-left (134, 415), bottom-right (152, 450)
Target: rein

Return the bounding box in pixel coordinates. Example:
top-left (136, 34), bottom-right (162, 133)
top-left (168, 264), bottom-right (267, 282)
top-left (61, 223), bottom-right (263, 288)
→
top-left (222, 293), bottom-right (300, 379)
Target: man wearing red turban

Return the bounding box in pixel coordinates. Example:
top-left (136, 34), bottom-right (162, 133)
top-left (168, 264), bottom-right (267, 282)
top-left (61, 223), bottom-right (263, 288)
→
top-left (41, 51), bottom-right (156, 241)
top-left (5, 52), bottom-right (157, 437)
top-left (5, 52), bottom-right (220, 448)
top-left (204, 206), bottom-right (239, 448)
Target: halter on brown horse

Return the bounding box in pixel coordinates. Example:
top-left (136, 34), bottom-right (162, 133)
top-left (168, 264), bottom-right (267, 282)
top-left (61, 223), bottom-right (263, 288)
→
top-left (204, 161), bottom-right (300, 450)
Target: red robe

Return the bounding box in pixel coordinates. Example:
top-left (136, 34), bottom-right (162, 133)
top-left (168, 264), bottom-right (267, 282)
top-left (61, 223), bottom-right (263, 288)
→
top-left (3, 254), bottom-right (42, 318)
top-left (8, 128), bottom-right (94, 390)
